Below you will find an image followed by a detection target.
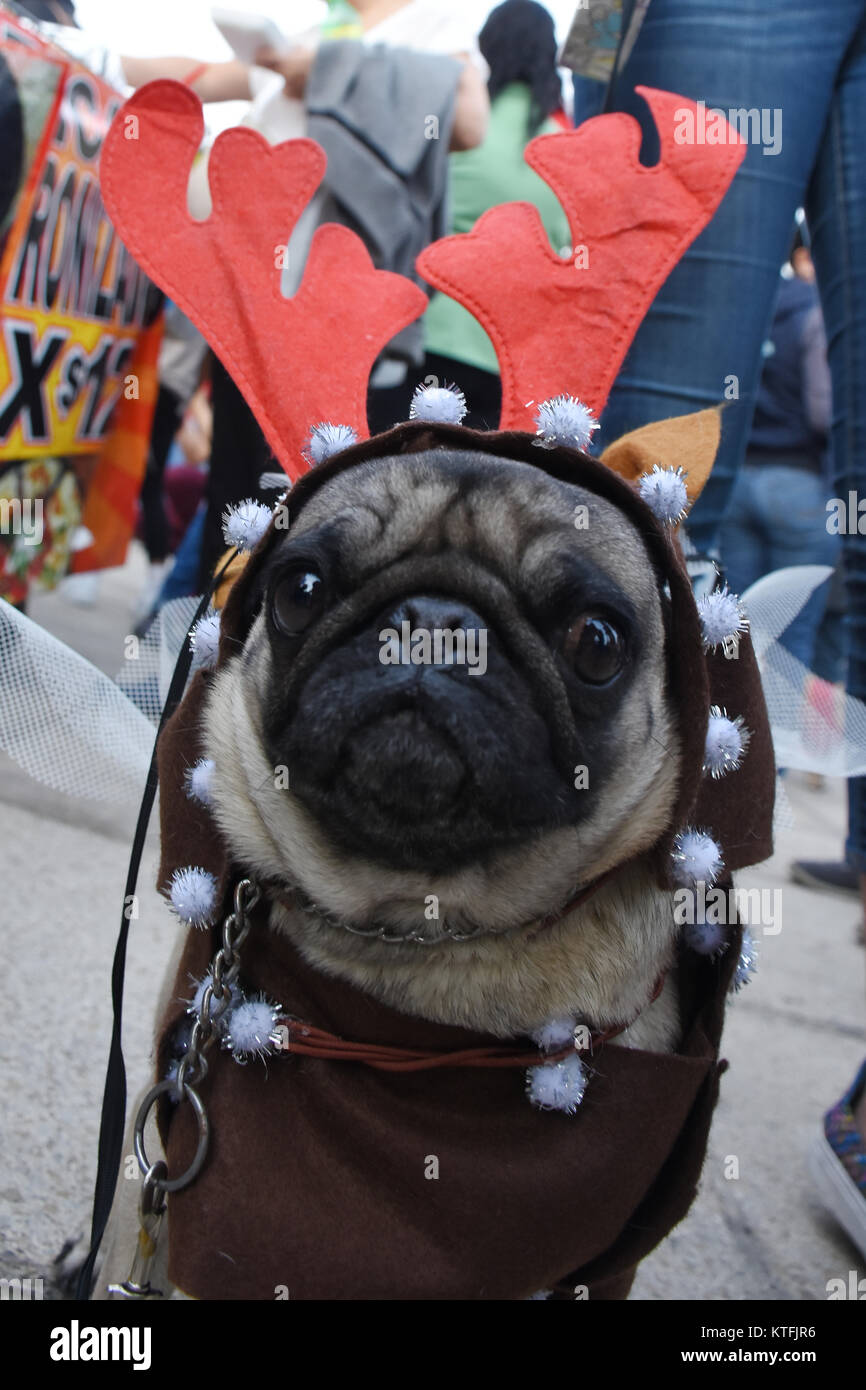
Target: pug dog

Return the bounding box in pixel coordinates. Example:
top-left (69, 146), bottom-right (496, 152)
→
top-left (206, 445), bottom-right (682, 1053)
top-left (53, 69), bottom-right (772, 1300)
top-left (88, 403), bottom-right (773, 1303)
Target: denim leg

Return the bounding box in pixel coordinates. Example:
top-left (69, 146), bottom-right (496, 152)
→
top-left (759, 466), bottom-right (838, 667)
top-left (717, 464), bottom-right (766, 595)
top-left (719, 462), bottom-right (837, 666)
top-left (806, 12), bottom-right (866, 868)
top-left (157, 505), bottom-right (205, 605)
top-left (593, 0), bottom-right (866, 550)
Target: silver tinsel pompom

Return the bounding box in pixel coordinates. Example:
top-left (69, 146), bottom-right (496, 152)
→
top-left (185, 757), bottom-right (215, 807)
top-left (637, 464), bottom-right (689, 524)
top-left (683, 917), bottom-right (729, 957)
top-left (189, 611), bottom-right (221, 670)
top-left (409, 382), bottom-right (467, 425)
top-left (221, 498), bottom-right (272, 552)
top-left (531, 1016), bottom-right (577, 1052)
top-left (223, 993), bottom-right (282, 1061)
top-left (526, 1053), bottom-right (587, 1115)
top-left (169, 866), bottom-right (218, 928)
top-left (697, 587), bottom-right (749, 652)
top-left (731, 926), bottom-right (759, 993)
top-left (534, 395), bottom-right (597, 450)
top-left (703, 707), bottom-right (750, 778)
top-left (306, 422), bottom-right (359, 466)
top-left (187, 970), bottom-right (242, 1032)
top-left (671, 827), bottom-right (724, 888)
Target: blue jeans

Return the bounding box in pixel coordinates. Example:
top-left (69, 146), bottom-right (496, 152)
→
top-left (588, 0), bottom-right (866, 864)
top-left (157, 505), bottom-right (205, 605)
top-left (718, 460), bottom-right (837, 668)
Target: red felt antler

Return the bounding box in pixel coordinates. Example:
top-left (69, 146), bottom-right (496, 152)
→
top-left (100, 81), bottom-right (426, 477)
top-left (417, 87), bottom-right (746, 430)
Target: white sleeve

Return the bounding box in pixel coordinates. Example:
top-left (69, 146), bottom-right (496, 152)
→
top-left (37, 23), bottom-right (131, 95)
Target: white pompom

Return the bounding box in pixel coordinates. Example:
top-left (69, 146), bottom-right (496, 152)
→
top-left (169, 866), bottom-right (218, 928)
top-left (534, 395), bottom-right (597, 450)
top-left (531, 1017), bottom-right (576, 1052)
top-left (697, 587), bottom-right (749, 652)
top-left (683, 918), bottom-right (729, 956)
top-left (671, 828), bottom-right (724, 888)
top-left (731, 926), bottom-right (759, 993)
top-left (189, 612), bottom-right (221, 670)
top-left (526, 1053), bottom-right (587, 1115)
top-left (223, 994), bottom-right (281, 1060)
top-left (409, 382), bottom-right (467, 425)
top-left (703, 707), bottom-right (750, 778)
top-left (637, 464), bottom-right (689, 524)
top-left (221, 498), bottom-right (272, 552)
top-left (185, 757), bottom-right (215, 807)
top-left (187, 970), bottom-right (242, 1030)
top-left (306, 422), bottom-right (358, 465)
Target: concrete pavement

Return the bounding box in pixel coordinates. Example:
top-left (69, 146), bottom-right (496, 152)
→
top-left (1, 547), bottom-right (864, 1300)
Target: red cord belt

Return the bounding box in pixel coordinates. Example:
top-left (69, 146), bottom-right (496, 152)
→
top-left (272, 974), bottom-right (666, 1072)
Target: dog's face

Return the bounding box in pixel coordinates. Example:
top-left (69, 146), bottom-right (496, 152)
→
top-left (204, 448), bottom-right (683, 964)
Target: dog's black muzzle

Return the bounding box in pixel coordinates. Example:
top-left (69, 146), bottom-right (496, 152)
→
top-left (261, 557), bottom-right (592, 871)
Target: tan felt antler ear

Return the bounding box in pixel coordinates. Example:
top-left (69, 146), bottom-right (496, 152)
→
top-left (601, 406), bottom-right (723, 510)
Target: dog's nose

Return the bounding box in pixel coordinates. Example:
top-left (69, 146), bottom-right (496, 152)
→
top-left (386, 595), bottom-right (487, 635)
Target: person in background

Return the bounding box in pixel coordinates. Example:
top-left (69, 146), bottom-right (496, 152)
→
top-left (134, 304), bottom-right (208, 624)
top-left (28, 2), bottom-right (488, 589)
top-left (117, 1), bottom-right (488, 587)
top-left (386, 0), bottom-right (570, 432)
top-left (142, 383), bottom-right (214, 622)
top-left (719, 228), bottom-right (836, 669)
top-left (8, 0), bottom-right (77, 23)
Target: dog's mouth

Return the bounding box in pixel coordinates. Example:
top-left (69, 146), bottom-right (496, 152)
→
top-left (263, 592), bottom-right (587, 872)
top-left (341, 705), bottom-right (468, 819)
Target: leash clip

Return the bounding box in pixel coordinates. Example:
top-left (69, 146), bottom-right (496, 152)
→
top-left (106, 1162), bottom-right (168, 1300)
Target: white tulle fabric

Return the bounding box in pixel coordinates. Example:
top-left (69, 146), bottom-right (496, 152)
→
top-left (0, 596), bottom-right (198, 802)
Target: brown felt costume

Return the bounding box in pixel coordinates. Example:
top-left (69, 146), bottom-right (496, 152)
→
top-left (96, 79), bottom-right (773, 1299)
top-left (153, 422), bottom-right (775, 1301)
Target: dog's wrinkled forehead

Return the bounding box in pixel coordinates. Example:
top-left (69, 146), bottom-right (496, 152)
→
top-left (262, 448), bottom-right (664, 615)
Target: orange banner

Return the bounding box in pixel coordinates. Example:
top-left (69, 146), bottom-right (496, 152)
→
top-left (0, 10), bottom-right (159, 588)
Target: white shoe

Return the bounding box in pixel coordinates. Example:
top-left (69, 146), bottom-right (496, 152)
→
top-left (808, 1065), bottom-right (866, 1262)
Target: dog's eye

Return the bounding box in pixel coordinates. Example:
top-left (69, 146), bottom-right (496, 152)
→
top-left (272, 569), bottom-right (327, 635)
top-left (565, 615), bottom-right (626, 685)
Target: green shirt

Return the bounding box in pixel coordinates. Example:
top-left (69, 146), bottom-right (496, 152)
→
top-left (423, 83), bottom-right (571, 376)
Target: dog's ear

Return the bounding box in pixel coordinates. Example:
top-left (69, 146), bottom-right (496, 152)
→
top-left (213, 549), bottom-right (251, 610)
top-left (600, 406), bottom-right (722, 512)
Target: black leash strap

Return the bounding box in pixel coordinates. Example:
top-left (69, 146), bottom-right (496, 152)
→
top-left (75, 566), bottom-right (232, 1300)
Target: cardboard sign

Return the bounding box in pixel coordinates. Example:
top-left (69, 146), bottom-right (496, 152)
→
top-left (0, 11), bottom-right (160, 581)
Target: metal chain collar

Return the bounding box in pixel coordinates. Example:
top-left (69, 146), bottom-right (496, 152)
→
top-left (293, 885), bottom-right (489, 944)
top-left (127, 878), bottom-right (260, 1228)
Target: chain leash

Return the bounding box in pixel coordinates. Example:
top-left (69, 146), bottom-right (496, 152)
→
top-left (107, 878), bottom-right (260, 1298)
